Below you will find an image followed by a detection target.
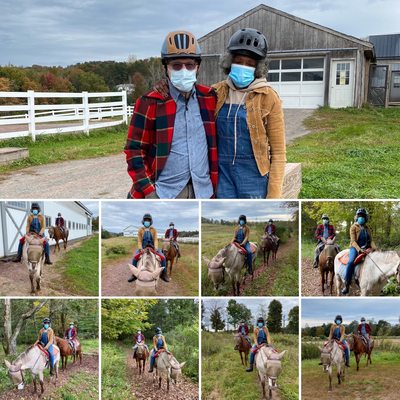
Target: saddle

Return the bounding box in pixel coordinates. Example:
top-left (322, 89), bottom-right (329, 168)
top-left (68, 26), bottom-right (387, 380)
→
top-left (338, 249), bottom-right (370, 266)
top-left (324, 340), bottom-right (346, 353)
top-left (155, 348), bottom-right (168, 358)
top-left (134, 248), bottom-right (162, 262)
top-left (37, 343), bottom-right (49, 357)
top-left (232, 242), bottom-right (257, 255)
top-left (25, 233), bottom-right (45, 247)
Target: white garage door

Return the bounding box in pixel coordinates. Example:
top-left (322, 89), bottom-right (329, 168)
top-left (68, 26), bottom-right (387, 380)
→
top-left (267, 58), bottom-right (325, 108)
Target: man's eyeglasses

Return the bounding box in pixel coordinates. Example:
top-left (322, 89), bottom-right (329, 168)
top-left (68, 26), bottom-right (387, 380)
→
top-left (169, 62), bottom-right (197, 71)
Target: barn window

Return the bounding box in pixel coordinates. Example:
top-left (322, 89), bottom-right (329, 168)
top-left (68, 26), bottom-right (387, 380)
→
top-left (303, 71), bottom-right (324, 81)
top-left (282, 59), bottom-right (301, 69)
top-left (268, 60), bottom-right (280, 70)
top-left (303, 58), bottom-right (324, 69)
top-left (268, 72), bottom-right (280, 82)
top-left (6, 201), bottom-right (28, 209)
top-left (68, 221), bottom-right (71, 229)
top-left (281, 72), bottom-right (301, 81)
top-left (45, 216), bottom-right (51, 227)
top-left (335, 63), bottom-right (350, 85)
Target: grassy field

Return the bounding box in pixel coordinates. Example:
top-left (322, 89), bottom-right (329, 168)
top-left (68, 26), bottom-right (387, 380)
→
top-left (56, 234), bottom-right (99, 296)
top-left (287, 107), bottom-right (400, 198)
top-left (202, 331), bottom-right (298, 400)
top-left (0, 124), bottom-right (127, 173)
top-left (201, 223), bottom-right (298, 296)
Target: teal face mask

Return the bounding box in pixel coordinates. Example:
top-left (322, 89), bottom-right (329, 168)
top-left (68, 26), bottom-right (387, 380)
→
top-left (143, 221), bottom-right (151, 228)
top-left (335, 320), bottom-right (341, 325)
top-left (44, 324), bottom-right (49, 329)
top-left (257, 322), bottom-right (263, 328)
top-left (170, 68), bottom-right (197, 92)
top-left (229, 64), bottom-right (255, 88)
top-left (357, 217), bottom-right (365, 225)
top-left (239, 220), bottom-right (245, 226)
top-left (32, 209), bottom-right (39, 215)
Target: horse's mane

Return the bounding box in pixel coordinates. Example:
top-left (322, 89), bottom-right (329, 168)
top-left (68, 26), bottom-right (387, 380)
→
top-left (14, 345), bottom-right (36, 363)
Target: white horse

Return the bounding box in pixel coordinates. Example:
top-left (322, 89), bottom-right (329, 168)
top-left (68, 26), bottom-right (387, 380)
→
top-left (255, 345), bottom-right (286, 400)
top-left (22, 233), bottom-right (45, 295)
top-left (203, 248), bottom-right (226, 291)
top-left (319, 340), bottom-right (345, 391)
top-left (153, 351), bottom-right (186, 391)
top-left (334, 250), bottom-right (400, 296)
top-left (4, 344), bottom-right (60, 397)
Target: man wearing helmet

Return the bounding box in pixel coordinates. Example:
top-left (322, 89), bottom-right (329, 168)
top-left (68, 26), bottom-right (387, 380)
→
top-left (357, 317), bottom-right (372, 353)
top-left (65, 322), bottom-right (78, 355)
top-left (125, 31), bottom-right (218, 199)
top-left (128, 213), bottom-right (169, 283)
top-left (232, 215), bottom-right (253, 275)
top-left (313, 214), bottom-right (338, 269)
top-left (133, 329), bottom-right (149, 359)
top-left (265, 219), bottom-right (279, 246)
top-left (246, 316), bottom-right (271, 372)
top-left (164, 222), bottom-right (180, 258)
top-left (342, 208), bottom-right (376, 295)
top-left (148, 327), bottom-right (168, 373)
top-left (327, 315), bottom-right (350, 367)
top-left (55, 212), bottom-right (65, 234)
top-left (13, 202), bottom-right (52, 265)
top-left (236, 321), bottom-right (251, 348)
top-left (34, 318), bottom-right (56, 375)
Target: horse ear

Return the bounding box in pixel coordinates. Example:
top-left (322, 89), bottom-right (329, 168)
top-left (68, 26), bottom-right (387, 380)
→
top-left (128, 264), bottom-right (140, 277)
top-left (276, 350), bottom-right (286, 360)
top-left (202, 256), bottom-right (211, 265)
top-left (179, 362), bottom-right (186, 368)
top-left (318, 346), bottom-right (323, 352)
top-left (152, 269), bottom-right (164, 279)
top-left (4, 360), bottom-right (11, 369)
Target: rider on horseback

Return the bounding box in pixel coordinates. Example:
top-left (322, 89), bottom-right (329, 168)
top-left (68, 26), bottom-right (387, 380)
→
top-left (232, 215), bottom-right (253, 275)
top-left (313, 214), bottom-right (338, 269)
top-left (164, 222), bottom-right (181, 258)
top-left (128, 213), bottom-right (170, 283)
top-left (246, 316), bottom-right (271, 372)
top-left (357, 317), bottom-right (372, 353)
top-left (34, 318), bottom-right (56, 375)
top-left (148, 327), bottom-right (168, 373)
top-left (265, 219), bottom-right (279, 246)
top-left (328, 315), bottom-right (350, 367)
top-left (236, 321), bottom-right (251, 348)
top-left (65, 322), bottom-right (78, 354)
top-left (13, 202), bottom-right (52, 265)
top-left (342, 208), bottom-right (377, 295)
top-left (55, 213), bottom-right (65, 234)
top-left (133, 330), bottom-right (149, 358)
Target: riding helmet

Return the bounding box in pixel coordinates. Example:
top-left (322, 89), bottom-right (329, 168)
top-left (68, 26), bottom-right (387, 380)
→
top-left (69, 321), bottom-right (74, 325)
top-left (361, 317), bottom-right (366, 322)
top-left (238, 215), bottom-right (247, 224)
top-left (356, 208), bottom-right (368, 221)
top-left (227, 28), bottom-right (268, 60)
top-left (31, 202), bottom-right (41, 212)
top-left (142, 213), bottom-right (153, 225)
top-left (335, 315), bottom-right (343, 323)
top-left (268, 219), bottom-right (273, 223)
top-left (257, 316), bottom-right (265, 324)
top-left (58, 212), bottom-right (61, 216)
top-left (43, 318), bottom-right (51, 324)
top-left (161, 31), bottom-right (201, 64)
top-left (155, 327), bottom-right (162, 334)
top-left (169, 222), bottom-right (174, 226)
top-left (322, 214), bottom-right (329, 220)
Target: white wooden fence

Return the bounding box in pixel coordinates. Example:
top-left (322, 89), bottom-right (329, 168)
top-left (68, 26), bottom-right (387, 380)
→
top-left (0, 90), bottom-right (129, 141)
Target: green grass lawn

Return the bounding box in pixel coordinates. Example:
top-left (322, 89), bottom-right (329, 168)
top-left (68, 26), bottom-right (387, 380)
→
top-left (0, 124), bottom-right (127, 173)
top-left (56, 234), bottom-right (99, 296)
top-left (287, 107), bottom-right (400, 198)
top-left (202, 331), bottom-right (298, 400)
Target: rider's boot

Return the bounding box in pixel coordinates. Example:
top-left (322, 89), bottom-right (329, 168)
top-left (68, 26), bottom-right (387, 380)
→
top-left (128, 275), bottom-right (137, 282)
top-left (341, 283), bottom-right (350, 295)
top-left (50, 366), bottom-right (54, 376)
top-left (13, 254), bottom-right (22, 262)
top-left (246, 363), bottom-right (254, 372)
top-left (45, 254), bottom-right (53, 265)
top-left (160, 267), bottom-right (170, 283)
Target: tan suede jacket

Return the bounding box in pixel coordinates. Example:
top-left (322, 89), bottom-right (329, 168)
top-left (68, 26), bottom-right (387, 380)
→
top-left (26, 215), bottom-right (46, 235)
top-left (349, 223), bottom-right (377, 252)
top-left (137, 227), bottom-right (158, 249)
top-left (232, 225), bottom-right (250, 245)
top-left (328, 324), bottom-right (345, 341)
top-left (213, 81), bottom-right (286, 198)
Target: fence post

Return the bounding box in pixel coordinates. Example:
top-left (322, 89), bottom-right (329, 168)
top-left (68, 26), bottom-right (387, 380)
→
top-left (122, 90), bottom-right (128, 124)
top-left (27, 90), bottom-right (36, 142)
top-left (82, 91), bottom-right (89, 135)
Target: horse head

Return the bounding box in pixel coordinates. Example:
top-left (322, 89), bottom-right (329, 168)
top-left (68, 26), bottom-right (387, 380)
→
top-left (319, 342), bottom-right (333, 372)
top-left (48, 227), bottom-right (54, 239)
top-left (4, 359), bottom-right (24, 389)
top-left (263, 348), bottom-right (286, 388)
top-left (396, 261), bottom-right (400, 285)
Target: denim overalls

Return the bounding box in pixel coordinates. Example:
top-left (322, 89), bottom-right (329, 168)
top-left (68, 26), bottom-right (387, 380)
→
top-left (333, 326), bottom-right (349, 363)
top-left (345, 226), bottom-right (370, 284)
top-left (250, 327), bottom-right (269, 364)
top-left (150, 335), bottom-right (165, 368)
top-left (17, 216), bottom-right (50, 258)
top-left (216, 103), bottom-right (268, 198)
top-left (40, 330), bottom-right (54, 367)
top-left (132, 230), bottom-right (166, 268)
top-left (235, 226), bottom-right (252, 271)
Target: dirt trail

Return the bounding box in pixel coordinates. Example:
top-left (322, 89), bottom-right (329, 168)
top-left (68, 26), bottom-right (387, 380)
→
top-left (125, 348), bottom-right (198, 400)
top-left (0, 239), bottom-right (88, 296)
top-left (0, 353), bottom-right (98, 400)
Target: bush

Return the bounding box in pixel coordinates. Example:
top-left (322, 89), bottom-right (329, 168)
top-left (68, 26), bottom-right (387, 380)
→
top-left (105, 245), bottom-right (128, 256)
top-left (202, 331), bottom-right (221, 357)
top-left (302, 343), bottom-right (320, 360)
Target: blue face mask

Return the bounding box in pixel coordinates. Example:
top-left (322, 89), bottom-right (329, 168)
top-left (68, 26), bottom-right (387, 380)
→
top-left (32, 209), bottom-right (39, 215)
top-left (323, 219), bottom-right (329, 225)
top-left (357, 217), bottom-right (365, 225)
top-left (44, 324), bottom-right (49, 329)
top-left (229, 64), bottom-right (255, 88)
top-left (143, 221), bottom-right (151, 228)
top-left (239, 220), bottom-right (245, 226)
top-left (335, 320), bottom-right (341, 325)
top-left (170, 68), bottom-right (197, 92)
top-left (257, 322), bottom-right (263, 328)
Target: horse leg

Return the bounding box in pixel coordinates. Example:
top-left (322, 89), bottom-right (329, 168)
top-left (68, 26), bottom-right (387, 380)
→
top-left (36, 272), bottom-right (41, 292)
top-left (79, 351), bottom-right (82, 365)
top-left (32, 375), bottom-right (37, 394)
top-left (167, 376), bottom-right (170, 392)
top-left (356, 354), bottom-right (360, 371)
top-left (39, 371), bottom-right (44, 397)
top-left (158, 376), bottom-right (161, 389)
top-left (236, 281), bottom-right (240, 296)
top-left (232, 280), bottom-right (236, 296)
top-left (328, 370), bottom-right (332, 391)
top-left (330, 271), bottom-right (334, 296)
top-left (30, 272), bottom-right (35, 294)
top-left (320, 268), bottom-right (325, 295)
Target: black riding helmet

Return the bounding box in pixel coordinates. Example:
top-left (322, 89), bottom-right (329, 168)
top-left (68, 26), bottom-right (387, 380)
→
top-left (43, 317), bottom-right (50, 324)
top-left (142, 213), bottom-right (153, 225)
top-left (155, 327), bottom-right (162, 334)
top-left (238, 215), bottom-right (247, 224)
top-left (58, 212), bottom-right (61, 216)
top-left (268, 219), bottom-right (273, 223)
top-left (335, 315), bottom-right (343, 323)
top-left (361, 317), bottom-right (366, 322)
top-left (257, 316), bottom-right (265, 324)
top-left (31, 202), bottom-right (41, 212)
top-left (356, 208), bottom-right (368, 221)
top-left (227, 28), bottom-right (268, 60)
top-left (169, 222), bottom-right (174, 226)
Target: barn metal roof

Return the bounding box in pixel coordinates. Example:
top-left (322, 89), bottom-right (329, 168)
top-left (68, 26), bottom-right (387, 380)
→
top-left (368, 34), bottom-right (400, 59)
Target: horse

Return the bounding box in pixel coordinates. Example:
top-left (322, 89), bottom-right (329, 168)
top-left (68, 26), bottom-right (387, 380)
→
top-left (261, 233), bottom-right (279, 267)
top-left (319, 238), bottom-right (339, 295)
top-left (319, 340), bottom-right (345, 392)
top-left (153, 351), bottom-right (186, 391)
top-left (128, 247), bottom-right (164, 296)
top-left (55, 336), bottom-right (82, 370)
top-left (346, 333), bottom-right (374, 371)
top-left (4, 344), bottom-right (60, 397)
top-left (334, 250), bottom-right (400, 296)
top-left (22, 233), bottom-right (45, 295)
top-left (48, 226), bottom-right (69, 252)
top-left (133, 343), bottom-right (148, 376)
top-left (233, 333), bottom-right (251, 366)
top-left (203, 249), bottom-right (226, 291)
top-left (254, 345), bottom-right (286, 400)
top-left (162, 239), bottom-right (178, 279)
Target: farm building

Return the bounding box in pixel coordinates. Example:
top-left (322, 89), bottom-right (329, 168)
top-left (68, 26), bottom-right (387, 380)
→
top-left (0, 201), bottom-right (93, 257)
top-left (197, 3), bottom-right (375, 108)
top-left (367, 34), bottom-right (400, 106)
top-left (122, 225), bottom-right (136, 237)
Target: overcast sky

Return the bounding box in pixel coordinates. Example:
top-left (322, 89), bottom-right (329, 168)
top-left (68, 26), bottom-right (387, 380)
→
top-left (1, 0), bottom-right (399, 66)
top-left (302, 298), bottom-right (400, 327)
top-left (81, 201), bottom-right (99, 216)
top-left (202, 201), bottom-right (298, 222)
top-left (101, 200), bottom-right (199, 232)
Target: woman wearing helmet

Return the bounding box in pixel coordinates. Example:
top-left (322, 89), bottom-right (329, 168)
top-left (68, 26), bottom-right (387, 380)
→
top-left (328, 315), bottom-right (350, 367)
top-left (34, 318), bottom-right (56, 375)
top-left (232, 215), bottom-right (253, 274)
top-left (124, 31), bottom-right (218, 199)
top-left (342, 208), bottom-right (376, 295)
top-left (128, 213), bottom-right (169, 283)
top-left (213, 28), bottom-right (286, 199)
top-left (246, 316), bottom-right (271, 372)
top-left (148, 327), bottom-right (168, 373)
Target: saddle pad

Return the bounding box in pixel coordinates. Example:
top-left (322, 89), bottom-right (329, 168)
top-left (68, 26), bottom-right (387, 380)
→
top-left (338, 249), bottom-right (366, 266)
top-left (155, 349), bottom-right (167, 358)
top-left (232, 242), bottom-right (247, 254)
top-left (134, 248), bottom-right (162, 262)
top-left (249, 242), bottom-right (257, 254)
top-left (37, 344), bottom-right (49, 357)
top-left (337, 262), bottom-right (361, 282)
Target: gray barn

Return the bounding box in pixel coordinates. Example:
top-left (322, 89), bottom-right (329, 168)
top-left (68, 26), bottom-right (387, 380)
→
top-left (198, 4), bottom-right (374, 108)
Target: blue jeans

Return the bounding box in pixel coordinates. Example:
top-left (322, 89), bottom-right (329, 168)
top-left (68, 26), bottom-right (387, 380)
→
top-left (47, 345), bottom-right (55, 368)
top-left (17, 235), bottom-right (50, 258)
top-left (243, 242), bottom-right (253, 272)
top-left (132, 249), bottom-right (166, 269)
top-left (342, 340), bottom-right (350, 363)
top-left (345, 246), bottom-right (358, 284)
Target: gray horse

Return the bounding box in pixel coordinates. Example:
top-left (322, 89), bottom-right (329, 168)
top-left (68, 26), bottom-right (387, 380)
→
top-left (319, 340), bottom-right (345, 391)
top-left (153, 351), bottom-right (186, 391)
top-left (22, 234), bottom-right (45, 295)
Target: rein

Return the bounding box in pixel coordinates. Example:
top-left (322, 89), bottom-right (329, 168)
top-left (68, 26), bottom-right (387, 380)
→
top-left (365, 254), bottom-right (400, 285)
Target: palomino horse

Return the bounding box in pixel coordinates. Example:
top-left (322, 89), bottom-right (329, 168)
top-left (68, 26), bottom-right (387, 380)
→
top-left (334, 250), bottom-right (400, 296)
top-left (128, 247), bottom-right (164, 296)
top-left (254, 345), bottom-right (286, 400)
top-left (319, 238), bottom-right (339, 296)
top-left (319, 340), bottom-right (345, 392)
top-left (233, 333), bottom-right (251, 366)
top-left (22, 233), bottom-right (45, 295)
top-left (346, 333), bottom-right (374, 371)
top-left (162, 239), bottom-right (178, 279)
top-left (133, 343), bottom-right (148, 376)
top-left (153, 350), bottom-right (186, 391)
top-left (261, 233), bottom-right (279, 267)
top-left (55, 336), bottom-right (82, 370)
top-left (48, 226), bottom-right (69, 252)
top-left (4, 344), bottom-right (60, 397)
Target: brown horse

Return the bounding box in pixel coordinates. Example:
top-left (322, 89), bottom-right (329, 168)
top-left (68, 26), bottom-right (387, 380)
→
top-left (346, 333), bottom-right (374, 371)
top-left (133, 343), bottom-right (149, 376)
top-left (55, 336), bottom-right (82, 370)
top-left (261, 233), bottom-right (279, 266)
top-left (319, 239), bottom-right (339, 295)
top-left (233, 333), bottom-right (251, 366)
top-left (48, 226), bottom-right (69, 252)
top-left (162, 239), bottom-right (178, 278)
